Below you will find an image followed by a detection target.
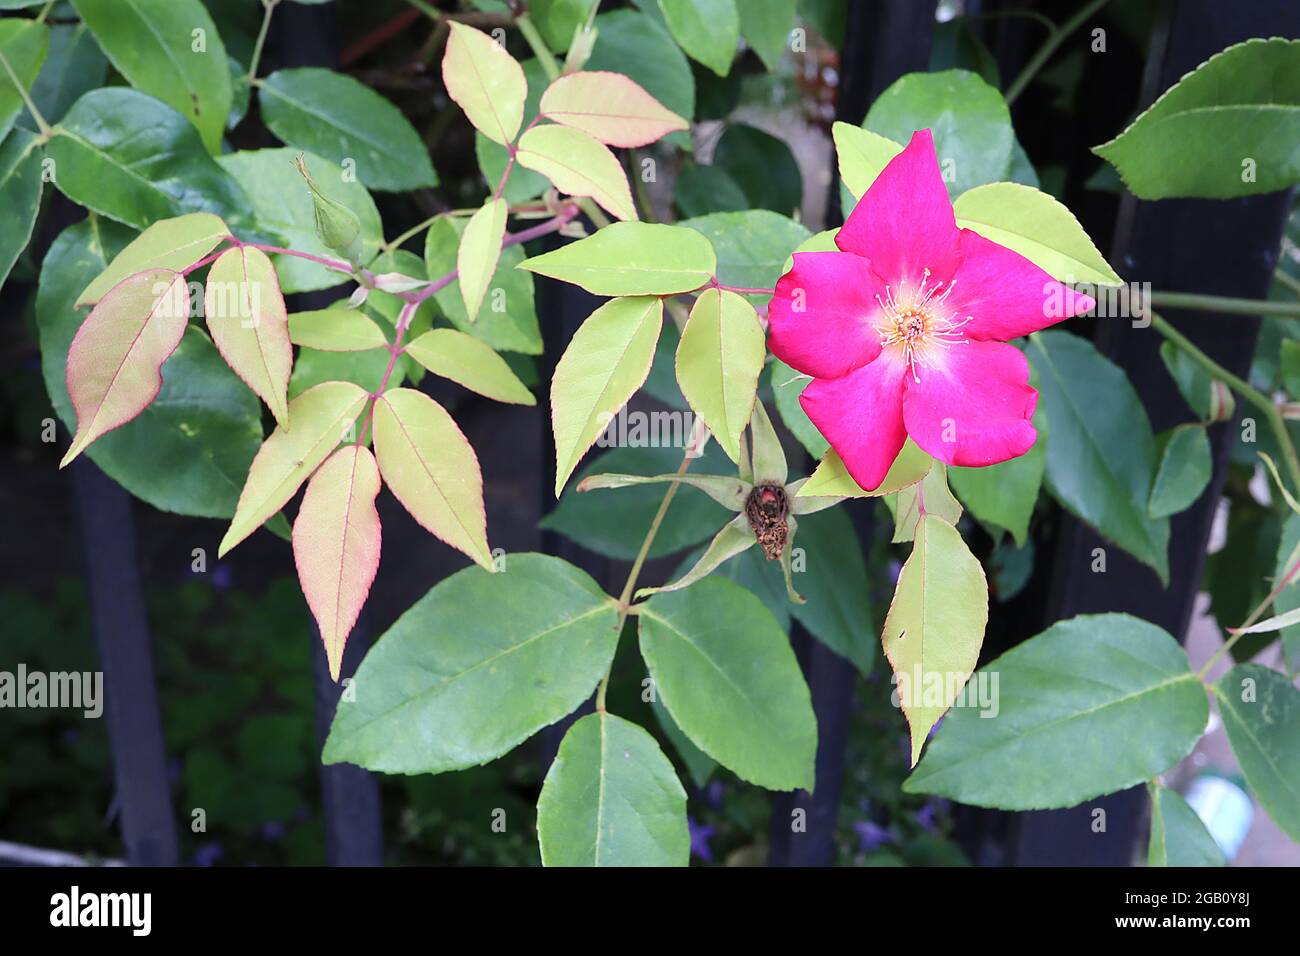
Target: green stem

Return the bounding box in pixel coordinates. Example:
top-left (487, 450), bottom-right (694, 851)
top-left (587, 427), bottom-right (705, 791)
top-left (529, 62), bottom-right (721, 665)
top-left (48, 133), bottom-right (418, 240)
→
top-left (516, 13), bottom-right (560, 81)
top-left (1149, 310), bottom-right (1300, 495)
top-left (247, 0), bottom-right (281, 85)
top-left (404, 0), bottom-right (444, 21)
top-left (1150, 290), bottom-right (1300, 319)
top-left (1005, 0), bottom-right (1112, 105)
top-left (0, 49), bottom-right (50, 137)
top-left (36, 0), bottom-right (55, 24)
top-left (1272, 269), bottom-right (1300, 299)
top-left (382, 213), bottom-right (444, 254)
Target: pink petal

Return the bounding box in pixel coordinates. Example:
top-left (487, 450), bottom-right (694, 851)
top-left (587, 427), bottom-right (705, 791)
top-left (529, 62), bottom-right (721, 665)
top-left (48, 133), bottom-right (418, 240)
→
top-left (800, 355), bottom-right (908, 491)
top-left (768, 251), bottom-right (885, 379)
top-left (944, 229), bottom-right (1096, 342)
top-left (903, 340), bottom-right (1038, 467)
top-left (836, 129), bottom-right (960, 286)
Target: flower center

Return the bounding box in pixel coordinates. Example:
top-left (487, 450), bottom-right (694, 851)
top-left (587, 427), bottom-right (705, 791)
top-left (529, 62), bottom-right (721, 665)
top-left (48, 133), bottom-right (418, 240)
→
top-left (876, 268), bottom-right (972, 381)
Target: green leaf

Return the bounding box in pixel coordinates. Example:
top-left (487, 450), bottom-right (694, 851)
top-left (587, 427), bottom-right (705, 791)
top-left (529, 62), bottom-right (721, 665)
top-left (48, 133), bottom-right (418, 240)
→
top-left (537, 712), bottom-right (688, 866)
top-left (531, 0), bottom-right (600, 53)
top-left (1213, 664), bottom-right (1300, 842)
top-left (577, 469), bottom-right (748, 510)
top-left (673, 164), bottom-right (748, 218)
top-left (0, 19), bottom-right (48, 144)
top-left (515, 124), bottom-right (637, 221)
top-left (288, 308), bottom-right (388, 352)
top-left (1147, 783), bottom-right (1225, 867)
top-left (586, 9), bottom-right (695, 148)
top-left (21, 23), bottom-right (106, 129)
top-left (72, 0), bottom-right (231, 152)
top-left (641, 513), bottom-right (756, 596)
top-left (258, 67), bottom-right (436, 192)
top-left (649, 693), bottom-right (717, 788)
top-left (76, 212), bottom-right (229, 307)
top-left (551, 296), bottom-right (663, 495)
top-left (474, 58), bottom-right (549, 203)
top-left (799, 439), bottom-right (931, 498)
top-left (735, 0), bottom-right (795, 70)
top-left (1270, 513), bottom-right (1300, 667)
top-left (786, 507), bottom-right (876, 675)
top-left (289, 342), bottom-right (401, 399)
top-left (680, 210), bottom-right (809, 299)
top-left (520, 222), bottom-right (714, 296)
top-left (219, 381), bottom-right (369, 555)
top-left (0, 127), bottom-right (42, 293)
top-left (425, 215), bottom-right (541, 355)
top-left (49, 89), bottom-right (249, 231)
top-left (676, 289), bottom-right (764, 462)
top-left (1028, 331), bottom-right (1169, 583)
top-left (890, 463), bottom-right (963, 544)
top-left (404, 328), bottom-right (536, 405)
top-left (832, 121), bottom-right (902, 199)
top-left (659, 0), bottom-right (738, 77)
top-left (711, 122), bottom-right (802, 215)
top-left (542, 444), bottom-right (733, 560)
top-left (952, 182), bottom-right (1122, 287)
top-left (905, 614), bottom-right (1209, 809)
top-left (442, 21), bottom-right (526, 146)
top-left (948, 402), bottom-right (1047, 547)
top-left (217, 148), bottom-right (383, 293)
top-left (1093, 38), bottom-right (1300, 200)
top-left (38, 218), bottom-right (267, 519)
top-left (456, 198), bottom-right (507, 321)
top-left (1148, 424), bottom-right (1212, 519)
top-left (769, 359), bottom-right (827, 459)
top-left (865, 69), bottom-right (1013, 197)
top-left (883, 515), bottom-right (987, 765)
top-left (639, 577), bottom-right (816, 790)
top-left (324, 554), bottom-right (619, 775)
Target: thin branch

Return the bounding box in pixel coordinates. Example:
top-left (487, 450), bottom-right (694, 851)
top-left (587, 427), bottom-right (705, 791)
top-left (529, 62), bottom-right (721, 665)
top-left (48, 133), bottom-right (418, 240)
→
top-left (1150, 290), bottom-right (1300, 319)
top-left (247, 0), bottom-right (281, 85)
top-left (1005, 0), bottom-right (1113, 105)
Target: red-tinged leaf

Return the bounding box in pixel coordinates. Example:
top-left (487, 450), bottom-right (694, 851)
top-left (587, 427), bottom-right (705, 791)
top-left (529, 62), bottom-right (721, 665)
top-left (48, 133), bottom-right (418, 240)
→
top-left (372, 387), bottom-right (494, 570)
top-left (205, 245), bottom-right (293, 426)
top-left (442, 21), bottom-right (526, 146)
top-left (219, 380), bottom-right (370, 556)
top-left (294, 444), bottom-right (382, 681)
top-left (60, 268), bottom-right (189, 467)
top-left (515, 125), bottom-right (638, 222)
top-left (539, 71), bottom-right (689, 147)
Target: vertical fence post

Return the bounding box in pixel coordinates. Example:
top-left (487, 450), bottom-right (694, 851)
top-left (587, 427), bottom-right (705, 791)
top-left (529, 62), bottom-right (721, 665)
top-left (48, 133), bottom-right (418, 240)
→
top-left (1014, 0), bottom-right (1299, 865)
top-left (270, 0), bottom-right (385, 866)
top-left (767, 0), bottom-right (936, 867)
top-left (72, 459), bottom-right (179, 866)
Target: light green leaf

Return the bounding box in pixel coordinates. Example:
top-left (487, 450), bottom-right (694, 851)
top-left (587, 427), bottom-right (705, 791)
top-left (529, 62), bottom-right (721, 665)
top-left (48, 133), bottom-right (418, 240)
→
top-left (521, 222), bottom-right (713, 296)
top-left (0, 18), bottom-right (48, 144)
top-left (1093, 38), bottom-right (1300, 199)
top-left (324, 554), bottom-right (619, 774)
top-left (1147, 783), bottom-right (1226, 867)
top-left (1029, 331), bottom-right (1169, 582)
top-left (639, 513), bottom-right (756, 596)
top-left (948, 402), bottom-right (1047, 547)
top-left (258, 67), bottom-right (436, 192)
top-left (537, 712), bottom-right (688, 866)
top-left (72, 0), bottom-right (231, 152)
top-left (0, 127), bottom-right (42, 293)
top-left (659, 0), bottom-right (738, 77)
top-left (49, 89), bottom-right (249, 231)
top-left (1213, 664), bottom-right (1300, 842)
top-left (538, 69), bottom-right (688, 147)
top-left (76, 212), bottom-right (229, 308)
top-left (883, 515), bottom-right (987, 765)
top-left (747, 398), bottom-right (786, 485)
top-left (217, 148), bottom-right (383, 293)
top-left (735, 0), bottom-right (795, 70)
top-left (515, 124), bottom-right (637, 221)
top-left (39, 219), bottom-right (267, 519)
top-left (832, 121), bottom-right (902, 199)
top-left (404, 328), bottom-right (536, 405)
top-left (906, 614), bottom-right (1209, 808)
top-left (577, 470), bottom-right (748, 510)
top-left (866, 69), bottom-right (1013, 197)
top-left (457, 198), bottom-right (507, 321)
top-left (288, 308), bottom-right (388, 352)
top-left (1149, 423), bottom-right (1212, 519)
top-left (219, 381), bottom-right (369, 556)
top-left (799, 440), bottom-right (932, 498)
top-left (442, 21), bottom-right (526, 146)
top-left (890, 463), bottom-right (963, 544)
top-left (639, 577), bottom-right (816, 790)
top-left (425, 215), bottom-right (541, 355)
top-left (551, 296), bottom-right (663, 495)
top-left (675, 289), bottom-right (764, 463)
top-left (288, 343), bottom-right (401, 400)
top-left (953, 182), bottom-right (1121, 287)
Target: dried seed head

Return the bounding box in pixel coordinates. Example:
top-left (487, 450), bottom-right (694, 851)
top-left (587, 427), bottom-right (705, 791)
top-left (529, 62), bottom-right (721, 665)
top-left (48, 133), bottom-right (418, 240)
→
top-left (746, 482), bottom-right (789, 560)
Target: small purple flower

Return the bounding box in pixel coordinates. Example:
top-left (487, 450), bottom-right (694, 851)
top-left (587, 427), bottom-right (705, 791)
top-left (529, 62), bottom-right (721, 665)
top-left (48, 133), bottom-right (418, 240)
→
top-left (260, 821), bottom-right (287, 842)
top-left (211, 564), bottom-right (234, 591)
top-left (705, 780), bottom-right (724, 808)
top-left (851, 820), bottom-right (893, 853)
top-left (914, 801), bottom-right (939, 833)
top-left (688, 817), bottom-right (715, 863)
top-left (193, 841), bottom-right (224, 867)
